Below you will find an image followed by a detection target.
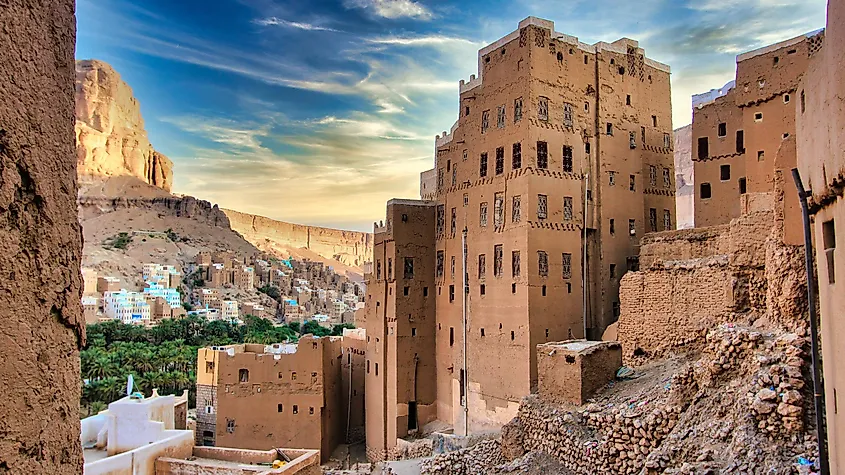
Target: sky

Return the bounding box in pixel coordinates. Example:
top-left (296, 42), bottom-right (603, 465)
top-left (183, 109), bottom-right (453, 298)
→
top-left (76, 0), bottom-right (827, 232)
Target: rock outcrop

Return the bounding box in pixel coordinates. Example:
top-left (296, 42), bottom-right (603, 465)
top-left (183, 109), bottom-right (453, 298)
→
top-left (75, 59), bottom-right (173, 191)
top-left (673, 125), bottom-right (694, 229)
top-left (224, 209), bottom-right (373, 270)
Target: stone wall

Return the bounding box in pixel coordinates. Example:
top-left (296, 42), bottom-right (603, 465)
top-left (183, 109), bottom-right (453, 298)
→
top-left (194, 384), bottom-right (216, 446)
top-left (498, 326), bottom-right (813, 474)
top-left (0, 0), bottom-right (85, 472)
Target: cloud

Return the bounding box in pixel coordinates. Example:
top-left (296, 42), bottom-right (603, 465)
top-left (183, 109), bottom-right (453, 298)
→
top-left (367, 35), bottom-right (481, 47)
top-left (343, 0), bottom-right (433, 20)
top-left (254, 17), bottom-right (339, 32)
top-left (166, 110), bottom-right (432, 230)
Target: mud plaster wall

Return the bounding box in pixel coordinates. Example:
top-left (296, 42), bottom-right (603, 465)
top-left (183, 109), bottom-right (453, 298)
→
top-left (0, 0), bottom-right (85, 472)
top-left (618, 207), bottom-right (806, 364)
top-left (427, 20), bottom-right (673, 434)
top-left (796, 2), bottom-right (845, 470)
top-left (537, 342), bottom-right (621, 405)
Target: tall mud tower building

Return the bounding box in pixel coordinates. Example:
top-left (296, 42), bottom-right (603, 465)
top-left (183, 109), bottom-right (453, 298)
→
top-left (363, 17), bottom-right (674, 461)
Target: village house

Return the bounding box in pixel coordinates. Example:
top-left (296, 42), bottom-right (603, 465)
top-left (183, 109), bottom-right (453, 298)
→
top-left (363, 16), bottom-right (674, 461)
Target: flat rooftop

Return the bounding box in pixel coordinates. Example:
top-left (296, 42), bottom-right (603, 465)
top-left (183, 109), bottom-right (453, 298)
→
top-left (540, 339), bottom-right (621, 354)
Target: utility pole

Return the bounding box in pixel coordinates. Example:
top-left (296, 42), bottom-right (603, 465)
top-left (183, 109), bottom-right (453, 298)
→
top-left (461, 227), bottom-right (469, 436)
top-left (582, 172), bottom-right (589, 339)
top-left (792, 168), bottom-right (830, 475)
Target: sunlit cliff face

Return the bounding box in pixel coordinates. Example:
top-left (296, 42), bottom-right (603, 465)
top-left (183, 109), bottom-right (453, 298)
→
top-left (76, 0), bottom-right (825, 231)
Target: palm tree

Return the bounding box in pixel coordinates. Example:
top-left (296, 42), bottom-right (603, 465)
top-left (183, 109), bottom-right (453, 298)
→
top-left (87, 355), bottom-right (117, 380)
top-left (99, 377), bottom-right (126, 403)
top-left (87, 401), bottom-right (107, 416)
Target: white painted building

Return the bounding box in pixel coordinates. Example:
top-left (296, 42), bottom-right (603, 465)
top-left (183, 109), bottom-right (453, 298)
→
top-left (142, 263), bottom-right (181, 287)
top-left (143, 282), bottom-right (181, 308)
top-left (103, 290), bottom-right (151, 324)
top-left (220, 300), bottom-right (239, 321)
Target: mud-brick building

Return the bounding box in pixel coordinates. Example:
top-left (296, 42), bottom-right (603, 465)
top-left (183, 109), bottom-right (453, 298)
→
top-left (796, 0), bottom-right (844, 471)
top-left (363, 16), bottom-right (674, 461)
top-left (691, 28), bottom-right (824, 244)
top-left (195, 336), bottom-right (345, 463)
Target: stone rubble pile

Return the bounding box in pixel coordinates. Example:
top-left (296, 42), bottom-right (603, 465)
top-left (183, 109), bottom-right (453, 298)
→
top-left (746, 333), bottom-right (809, 435)
top-left (502, 392), bottom-right (682, 474)
top-left (430, 324), bottom-right (818, 474)
top-left (390, 438), bottom-right (434, 460)
top-left (419, 440), bottom-right (504, 475)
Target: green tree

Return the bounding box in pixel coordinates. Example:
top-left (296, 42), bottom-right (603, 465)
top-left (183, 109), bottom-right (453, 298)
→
top-left (331, 323), bottom-right (355, 336)
top-left (301, 320), bottom-right (331, 337)
top-left (258, 285), bottom-right (281, 301)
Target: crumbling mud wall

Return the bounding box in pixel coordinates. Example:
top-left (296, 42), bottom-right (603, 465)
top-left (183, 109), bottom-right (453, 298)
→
top-left (498, 326), bottom-right (816, 474)
top-left (618, 203), bottom-right (806, 364)
top-left (0, 0), bottom-right (85, 473)
top-left (426, 325), bottom-right (817, 474)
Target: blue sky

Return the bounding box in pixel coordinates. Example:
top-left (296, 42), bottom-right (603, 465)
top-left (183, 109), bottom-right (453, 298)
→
top-left (76, 0), bottom-right (826, 231)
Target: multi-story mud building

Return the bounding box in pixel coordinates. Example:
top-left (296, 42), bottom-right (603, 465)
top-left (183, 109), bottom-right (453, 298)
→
top-left (195, 337), bottom-right (345, 463)
top-left (363, 17), bottom-right (674, 461)
top-left (691, 29), bottom-right (824, 244)
top-left (796, 1), bottom-right (843, 470)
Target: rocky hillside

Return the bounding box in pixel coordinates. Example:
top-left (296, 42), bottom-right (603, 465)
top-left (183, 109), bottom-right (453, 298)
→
top-left (223, 209), bottom-right (373, 274)
top-left (75, 59), bottom-right (173, 191)
top-left (79, 176), bottom-right (260, 290)
top-left (74, 59), bottom-right (373, 275)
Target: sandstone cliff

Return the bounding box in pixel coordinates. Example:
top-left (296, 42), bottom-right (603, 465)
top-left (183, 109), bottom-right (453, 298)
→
top-left (674, 125), bottom-right (694, 229)
top-left (75, 59), bottom-right (173, 191)
top-left (223, 209), bottom-right (373, 271)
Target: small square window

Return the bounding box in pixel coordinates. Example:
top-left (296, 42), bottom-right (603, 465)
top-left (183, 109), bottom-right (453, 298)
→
top-left (480, 284), bottom-right (486, 295)
top-left (720, 165), bottom-right (731, 181)
top-left (541, 285), bottom-right (547, 296)
top-left (700, 183), bottom-right (712, 199)
top-left (278, 404), bottom-right (283, 413)
top-left (412, 327), bottom-right (417, 336)
top-left (757, 150), bottom-right (765, 161)
top-left (481, 328), bottom-right (485, 337)
top-left (293, 405), bottom-right (299, 414)
top-left (784, 94), bottom-right (790, 104)
top-left (606, 123), bottom-right (613, 135)
top-left (423, 286), bottom-right (428, 297)
top-left (718, 123), bottom-right (726, 137)
top-left (652, 115), bottom-right (657, 127)
top-left (754, 112), bottom-right (763, 121)
top-left (309, 407), bottom-right (314, 415)
top-left (739, 177), bottom-right (747, 194)
top-left (403, 286), bottom-right (409, 296)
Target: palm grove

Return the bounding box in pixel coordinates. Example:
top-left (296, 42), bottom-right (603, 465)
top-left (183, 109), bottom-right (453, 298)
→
top-left (80, 315), bottom-right (354, 417)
